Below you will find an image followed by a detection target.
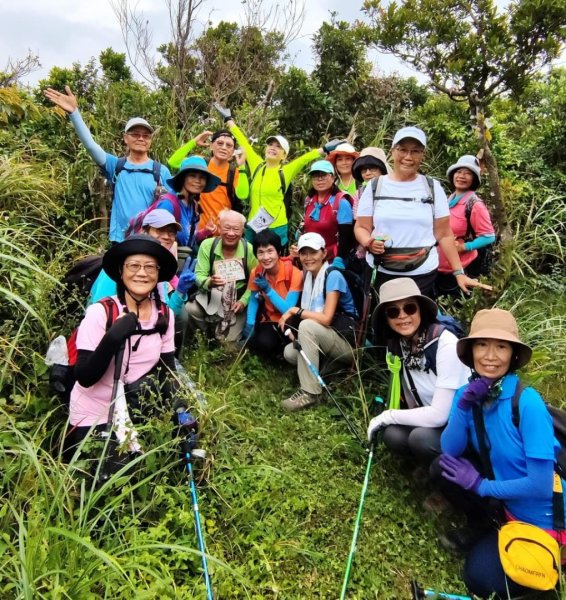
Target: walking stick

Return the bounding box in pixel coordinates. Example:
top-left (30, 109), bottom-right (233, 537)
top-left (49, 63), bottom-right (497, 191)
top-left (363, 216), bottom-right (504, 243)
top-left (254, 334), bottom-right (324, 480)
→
top-left (411, 580), bottom-right (472, 599)
top-left (339, 396), bottom-right (384, 599)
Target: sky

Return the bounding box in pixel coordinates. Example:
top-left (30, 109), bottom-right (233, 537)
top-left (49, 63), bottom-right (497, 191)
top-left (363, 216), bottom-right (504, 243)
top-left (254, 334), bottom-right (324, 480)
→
top-left (0, 0), bottom-right (421, 87)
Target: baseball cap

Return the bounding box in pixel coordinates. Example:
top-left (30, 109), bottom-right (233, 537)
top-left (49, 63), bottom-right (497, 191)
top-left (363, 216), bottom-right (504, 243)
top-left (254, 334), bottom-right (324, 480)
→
top-left (125, 117), bottom-right (154, 134)
top-left (266, 135), bottom-right (290, 155)
top-left (142, 208), bottom-right (181, 231)
top-left (392, 126), bottom-right (426, 148)
top-left (297, 232), bottom-right (326, 251)
top-left (309, 160), bottom-right (335, 175)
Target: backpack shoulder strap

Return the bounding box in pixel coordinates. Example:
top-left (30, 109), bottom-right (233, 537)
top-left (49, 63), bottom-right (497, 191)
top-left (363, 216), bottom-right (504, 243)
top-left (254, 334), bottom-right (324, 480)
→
top-left (511, 381), bottom-right (525, 427)
top-left (371, 175), bottom-right (383, 201)
top-left (99, 297), bottom-right (121, 330)
top-left (241, 239), bottom-right (250, 282)
top-left (209, 236), bottom-right (221, 275)
top-left (226, 161), bottom-right (237, 203)
top-left (424, 175), bottom-right (435, 202)
top-left (250, 162), bottom-right (265, 184)
top-left (112, 156), bottom-right (128, 185)
top-left (472, 403), bottom-right (496, 480)
top-left (152, 160), bottom-right (161, 185)
top-left (278, 168), bottom-right (286, 193)
top-left (464, 192), bottom-right (479, 240)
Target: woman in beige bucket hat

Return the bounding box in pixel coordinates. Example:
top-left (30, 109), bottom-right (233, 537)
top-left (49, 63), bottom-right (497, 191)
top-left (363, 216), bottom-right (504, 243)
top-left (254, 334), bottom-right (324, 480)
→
top-left (437, 308), bottom-right (563, 598)
top-left (367, 278), bottom-right (470, 463)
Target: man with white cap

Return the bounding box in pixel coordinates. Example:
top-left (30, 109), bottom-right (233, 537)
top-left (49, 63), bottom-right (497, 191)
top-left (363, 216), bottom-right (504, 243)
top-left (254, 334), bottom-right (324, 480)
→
top-left (214, 103), bottom-right (345, 249)
top-left (354, 125), bottom-right (490, 298)
top-left (44, 86), bottom-right (172, 243)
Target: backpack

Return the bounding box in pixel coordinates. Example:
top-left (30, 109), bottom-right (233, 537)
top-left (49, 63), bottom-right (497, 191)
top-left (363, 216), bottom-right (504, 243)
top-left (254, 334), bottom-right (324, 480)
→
top-left (464, 195), bottom-right (495, 276)
top-left (63, 255), bottom-right (104, 303)
top-left (388, 315), bottom-right (466, 407)
top-left (124, 192), bottom-right (183, 238)
top-left (250, 163), bottom-right (294, 221)
top-left (106, 156), bottom-right (164, 203)
top-left (52, 297), bottom-right (170, 404)
top-left (511, 382), bottom-right (566, 481)
top-left (323, 266), bottom-right (365, 320)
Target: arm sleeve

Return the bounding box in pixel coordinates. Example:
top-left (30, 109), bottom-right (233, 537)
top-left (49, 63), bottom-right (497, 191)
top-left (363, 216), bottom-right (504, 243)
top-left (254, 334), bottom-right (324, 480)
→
top-left (464, 234), bottom-right (496, 252)
top-left (168, 139), bottom-right (197, 170)
top-left (476, 457), bottom-right (554, 500)
top-left (69, 109), bottom-right (107, 166)
top-left (441, 396), bottom-right (472, 457)
top-left (283, 149), bottom-right (323, 183)
top-left (246, 292), bottom-right (260, 326)
top-left (229, 124), bottom-right (262, 173)
top-left (265, 288), bottom-right (301, 315)
top-left (235, 169), bottom-right (249, 201)
top-left (75, 346), bottom-right (118, 388)
top-left (388, 387), bottom-right (456, 428)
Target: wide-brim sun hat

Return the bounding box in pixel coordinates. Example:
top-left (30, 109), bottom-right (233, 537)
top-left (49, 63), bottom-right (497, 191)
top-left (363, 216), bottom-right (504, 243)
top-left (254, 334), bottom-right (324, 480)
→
top-left (297, 232), bottom-right (326, 251)
top-left (309, 159), bottom-right (335, 176)
top-left (374, 277), bottom-right (438, 330)
top-left (392, 126), bottom-right (427, 148)
top-left (167, 156), bottom-right (222, 193)
top-left (352, 147), bottom-right (391, 182)
top-left (124, 117), bottom-right (154, 133)
top-left (446, 154), bottom-right (481, 190)
top-left (103, 234), bottom-right (178, 283)
top-left (457, 308), bottom-right (532, 370)
top-left (266, 135), bottom-right (290, 155)
top-left (142, 208), bottom-right (181, 231)
top-left (327, 142), bottom-right (359, 166)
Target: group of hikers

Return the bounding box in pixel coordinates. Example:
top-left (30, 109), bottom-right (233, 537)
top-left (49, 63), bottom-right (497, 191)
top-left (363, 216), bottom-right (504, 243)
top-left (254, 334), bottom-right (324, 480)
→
top-left (45, 85), bottom-right (564, 599)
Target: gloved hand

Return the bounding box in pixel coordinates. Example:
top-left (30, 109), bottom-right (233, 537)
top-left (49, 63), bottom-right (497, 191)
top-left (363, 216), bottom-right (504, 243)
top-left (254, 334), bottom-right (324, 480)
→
top-left (323, 138), bottom-right (347, 154)
top-left (367, 410), bottom-right (394, 442)
top-left (254, 275), bottom-right (270, 292)
top-left (439, 454), bottom-right (483, 492)
top-left (457, 376), bottom-right (492, 411)
top-left (213, 102), bottom-right (232, 122)
top-left (177, 262), bottom-right (197, 295)
top-left (331, 256), bottom-right (345, 270)
top-left (105, 312), bottom-right (139, 344)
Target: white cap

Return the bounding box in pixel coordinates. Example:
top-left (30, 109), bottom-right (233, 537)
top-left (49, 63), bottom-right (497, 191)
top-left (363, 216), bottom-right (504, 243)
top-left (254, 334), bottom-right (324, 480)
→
top-left (446, 154), bottom-right (481, 182)
top-left (266, 135), bottom-right (290, 155)
top-left (392, 126), bottom-right (426, 148)
top-left (297, 232), bottom-right (326, 251)
top-left (125, 117), bottom-right (154, 133)
top-left (332, 142), bottom-right (357, 155)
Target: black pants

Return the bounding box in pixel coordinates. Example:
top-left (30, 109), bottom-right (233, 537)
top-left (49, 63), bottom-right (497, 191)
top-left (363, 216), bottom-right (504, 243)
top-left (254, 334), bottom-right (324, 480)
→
top-left (248, 322), bottom-right (287, 357)
top-left (373, 269), bottom-right (437, 299)
top-left (382, 424), bottom-right (443, 464)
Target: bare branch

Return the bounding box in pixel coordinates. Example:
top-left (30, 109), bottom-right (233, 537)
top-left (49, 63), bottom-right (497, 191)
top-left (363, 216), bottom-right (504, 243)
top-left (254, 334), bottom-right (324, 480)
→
top-left (0, 51), bottom-right (41, 87)
top-left (242, 0), bottom-right (306, 45)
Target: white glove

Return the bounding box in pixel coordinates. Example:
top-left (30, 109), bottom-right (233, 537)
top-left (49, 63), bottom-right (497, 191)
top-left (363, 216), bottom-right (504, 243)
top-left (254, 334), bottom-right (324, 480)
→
top-left (367, 410), bottom-right (395, 442)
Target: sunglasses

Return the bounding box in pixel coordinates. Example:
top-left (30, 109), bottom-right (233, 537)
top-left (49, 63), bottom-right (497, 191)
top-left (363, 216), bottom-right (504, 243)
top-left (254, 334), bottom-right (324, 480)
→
top-left (385, 302), bottom-right (419, 319)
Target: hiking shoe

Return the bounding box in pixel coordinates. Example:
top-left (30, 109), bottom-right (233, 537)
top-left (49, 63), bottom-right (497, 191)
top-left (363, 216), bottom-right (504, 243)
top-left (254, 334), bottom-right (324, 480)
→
top-left (422, 491), bottom-right (452, 515)
top-left (281, 390), bottom-right (321, 412)
top-left (439, 527), bottom-right (483, 554)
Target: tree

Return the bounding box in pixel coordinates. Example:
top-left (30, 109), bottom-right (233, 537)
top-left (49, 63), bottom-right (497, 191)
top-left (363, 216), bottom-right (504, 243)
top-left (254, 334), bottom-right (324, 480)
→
top-left (99, 48), bottom-right (132, 83)
top-left (0, 51), bottom-right (40, 88)
top-left (359, 0), bottom-right (566, 240)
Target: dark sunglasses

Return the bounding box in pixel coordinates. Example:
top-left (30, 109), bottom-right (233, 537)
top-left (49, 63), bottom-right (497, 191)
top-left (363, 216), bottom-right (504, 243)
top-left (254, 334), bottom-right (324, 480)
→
top-left (385, 302), bottom-right (419, 319)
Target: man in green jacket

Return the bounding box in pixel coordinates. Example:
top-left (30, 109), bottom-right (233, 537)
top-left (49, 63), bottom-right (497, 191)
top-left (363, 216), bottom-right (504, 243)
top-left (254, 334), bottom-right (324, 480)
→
top-left (185, 210), bottom-right (258, 342)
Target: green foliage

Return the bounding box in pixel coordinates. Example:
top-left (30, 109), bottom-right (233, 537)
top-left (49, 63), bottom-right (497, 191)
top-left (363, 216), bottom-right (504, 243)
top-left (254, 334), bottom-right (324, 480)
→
top-left (100, 48), bottom-right (132, 83)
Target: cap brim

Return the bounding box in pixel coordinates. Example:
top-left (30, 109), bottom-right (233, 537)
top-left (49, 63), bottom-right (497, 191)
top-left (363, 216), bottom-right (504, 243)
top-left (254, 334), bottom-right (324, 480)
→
top-left (167, 168), bottom-right (221, 193)
top-left (456, 331), bottom-right (533, 370)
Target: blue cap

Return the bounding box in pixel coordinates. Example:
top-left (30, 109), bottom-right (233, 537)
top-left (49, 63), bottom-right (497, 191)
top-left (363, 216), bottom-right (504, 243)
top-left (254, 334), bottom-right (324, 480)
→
top-left (308, 160), bottom-right (335, 176)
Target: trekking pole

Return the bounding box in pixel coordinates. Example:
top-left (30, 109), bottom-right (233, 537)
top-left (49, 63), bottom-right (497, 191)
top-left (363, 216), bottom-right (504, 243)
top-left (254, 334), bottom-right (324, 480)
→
top-left (411, 581), bottom-right (472, 600)
top-left (339, 396), bottom-right (385, 600)
top-left (175, 406), bottom-right (214, 600)
top-left (284, 329), bottom-right (364, 445)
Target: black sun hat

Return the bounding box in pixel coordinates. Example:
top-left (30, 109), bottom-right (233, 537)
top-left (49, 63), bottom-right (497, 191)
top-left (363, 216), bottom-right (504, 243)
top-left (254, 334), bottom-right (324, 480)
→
top-left (102, 234), bottom-right (178, 283)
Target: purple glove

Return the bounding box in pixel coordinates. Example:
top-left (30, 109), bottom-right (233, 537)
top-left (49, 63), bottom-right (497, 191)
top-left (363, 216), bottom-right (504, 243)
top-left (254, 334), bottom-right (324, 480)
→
top-left (439, 454), bottom-right (483, 492)
top-left (457, 376), bottom-right (492, 411)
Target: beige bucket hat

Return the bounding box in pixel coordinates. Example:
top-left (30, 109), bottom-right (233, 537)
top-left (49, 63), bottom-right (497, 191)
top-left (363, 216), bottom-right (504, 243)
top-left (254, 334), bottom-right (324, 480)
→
top-left (456, 308), bottom-right (532, 370)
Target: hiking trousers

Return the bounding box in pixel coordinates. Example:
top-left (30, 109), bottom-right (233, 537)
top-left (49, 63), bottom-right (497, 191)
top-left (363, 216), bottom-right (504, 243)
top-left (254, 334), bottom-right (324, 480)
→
top-left (185, 300), bottom-right (245, 342)
top-left (283, 319), bottom-right (353, 395)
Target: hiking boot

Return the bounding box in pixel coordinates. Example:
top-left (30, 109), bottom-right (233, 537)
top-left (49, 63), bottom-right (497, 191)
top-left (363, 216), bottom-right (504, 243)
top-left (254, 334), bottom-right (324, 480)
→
top-left (281, 390), bottom-right (321, 412)
top-left (439, 527), bottom-right (484, 554)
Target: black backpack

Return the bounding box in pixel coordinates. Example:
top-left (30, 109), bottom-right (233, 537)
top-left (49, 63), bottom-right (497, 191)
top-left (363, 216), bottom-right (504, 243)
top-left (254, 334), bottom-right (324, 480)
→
top-left (105, 157), bottom-right (164, 203)
top-left (511, 382), bottom-right (566, 480)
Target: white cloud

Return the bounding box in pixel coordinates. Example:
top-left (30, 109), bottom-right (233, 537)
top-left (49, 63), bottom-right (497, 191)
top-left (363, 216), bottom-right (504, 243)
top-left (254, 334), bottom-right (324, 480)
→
top-left (0, 0), bottom-right (422, 86)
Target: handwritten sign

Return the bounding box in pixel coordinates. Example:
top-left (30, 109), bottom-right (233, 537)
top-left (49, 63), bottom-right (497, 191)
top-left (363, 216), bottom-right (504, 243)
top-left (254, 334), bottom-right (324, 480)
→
top-left (214, 258), bottom-right (246, 282)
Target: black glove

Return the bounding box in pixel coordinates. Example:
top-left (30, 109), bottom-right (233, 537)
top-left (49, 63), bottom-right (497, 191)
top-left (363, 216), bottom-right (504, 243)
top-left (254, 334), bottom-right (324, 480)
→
top-left (213, 103), bottom-right (232, 122)
top-left (323, 138), bottom-right (347, 154)
top-left (105, 312), bottom-right (139, 345)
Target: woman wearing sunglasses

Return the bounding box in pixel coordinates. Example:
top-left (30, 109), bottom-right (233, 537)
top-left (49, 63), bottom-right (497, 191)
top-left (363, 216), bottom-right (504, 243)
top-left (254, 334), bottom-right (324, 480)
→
top-left (367, 278), bottom-right (470, 464)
